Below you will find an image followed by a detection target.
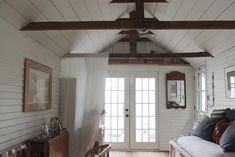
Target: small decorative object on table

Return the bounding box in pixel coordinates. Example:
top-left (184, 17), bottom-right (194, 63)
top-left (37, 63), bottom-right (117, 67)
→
top-left (49, 116), bottom-right (64, 135)
top-left (41, 123), bottom-right (49, 138)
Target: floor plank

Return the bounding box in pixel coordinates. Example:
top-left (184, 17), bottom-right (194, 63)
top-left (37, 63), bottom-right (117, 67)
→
top-left (110, 151), bottom-right (169, 157)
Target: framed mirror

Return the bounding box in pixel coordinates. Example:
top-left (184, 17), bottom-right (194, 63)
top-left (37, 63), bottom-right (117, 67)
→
top-left (225, 65), bottom-right (235, 99)
top-left (166, 71), bottom-right (186, 109)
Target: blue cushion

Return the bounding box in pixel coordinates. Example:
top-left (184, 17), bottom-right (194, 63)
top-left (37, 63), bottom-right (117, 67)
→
top-left (192, 117), bottom-right (224, 141)
top-left (225, 109), bottom-right (235, 121)
top-left (219, 122), bottom-right (235, 152)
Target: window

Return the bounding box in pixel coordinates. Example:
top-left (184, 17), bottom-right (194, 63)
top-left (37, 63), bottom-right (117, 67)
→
top-left (197, 69), bottom-right (206, 112)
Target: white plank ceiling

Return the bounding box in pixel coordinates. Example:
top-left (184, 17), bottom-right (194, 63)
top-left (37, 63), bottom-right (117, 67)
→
top-left (0, 0), bottom-right (235, 66)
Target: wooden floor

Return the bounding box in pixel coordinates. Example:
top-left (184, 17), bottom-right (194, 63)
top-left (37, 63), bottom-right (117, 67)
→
top-left (110, 151), bottom-right (169, 157)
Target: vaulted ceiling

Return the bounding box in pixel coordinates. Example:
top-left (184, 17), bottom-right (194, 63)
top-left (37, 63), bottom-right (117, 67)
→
top-left (0, 0), bottom-right (235, 66)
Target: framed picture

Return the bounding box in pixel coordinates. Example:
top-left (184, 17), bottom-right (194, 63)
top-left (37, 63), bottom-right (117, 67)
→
top-left (24, 59), bottom-right (52, 112)
top-left (225, 65), bottom-right (235, 99)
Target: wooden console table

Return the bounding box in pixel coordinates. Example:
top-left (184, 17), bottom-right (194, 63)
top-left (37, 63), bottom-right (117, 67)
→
top-left (28, 131), bottom-right (69, 157)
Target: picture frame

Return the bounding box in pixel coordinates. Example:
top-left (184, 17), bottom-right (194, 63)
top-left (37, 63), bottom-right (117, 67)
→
top-left (225, 65), bottom-right (235, 99)
top-left (24, 59), bottom-right (52, 112)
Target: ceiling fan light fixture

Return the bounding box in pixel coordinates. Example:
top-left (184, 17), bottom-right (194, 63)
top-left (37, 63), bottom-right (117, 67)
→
top-left (137, 29), bottom-right (150, 38)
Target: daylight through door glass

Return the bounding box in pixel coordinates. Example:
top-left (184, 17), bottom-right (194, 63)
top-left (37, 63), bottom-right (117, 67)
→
top-left (135, 78), bottom-right (156, 143)
top-left (104, 78), bottom-right (125, 142)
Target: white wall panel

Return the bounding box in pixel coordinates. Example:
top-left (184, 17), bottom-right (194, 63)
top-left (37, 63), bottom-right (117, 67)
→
top-left (206, 50), bottom-right (235, 113)
top-left (0, 17), bottom-right (60, 151)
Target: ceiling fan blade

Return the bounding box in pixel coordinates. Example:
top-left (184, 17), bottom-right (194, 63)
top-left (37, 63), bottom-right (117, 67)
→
top-left (21, 21), bottom-right (235, 31)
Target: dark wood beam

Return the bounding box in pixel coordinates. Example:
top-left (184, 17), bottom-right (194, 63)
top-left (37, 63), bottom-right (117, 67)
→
top-left (129, 30), bottom-right (137, 57)
top-left (129, 11), bottom-right (137, 57)
top-left (136, 0), bottom-right (145, 22)
top-left (108, 58), bottom-right (191, 65)
top-left (116, 18), bottom-right (158, 22)
top-left (118, 30), bottom-right (154, 34)
top-left (118, 37), bottom-right (151, 42)
top-left (110, 0), bottom-right (167, 3)
top-left (21, 21), bottom-right (133, 31)
top-left (109, 58), bottom-right (166, 64)
top-left (21, 21), bottom-right (235, 31)
top-left (118, 30), bottom-right (133, 34)
top-left (109, 52), bottom-right (213, 58)
top-left (144, 21), bottom-right (235, 30)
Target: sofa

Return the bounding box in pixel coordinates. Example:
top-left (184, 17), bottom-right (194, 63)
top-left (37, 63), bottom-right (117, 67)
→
top-left (169, 108), bottom-right (235, 157)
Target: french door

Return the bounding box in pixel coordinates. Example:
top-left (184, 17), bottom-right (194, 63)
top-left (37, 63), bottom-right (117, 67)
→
top-left (104, 72), bottom-right (158, 150)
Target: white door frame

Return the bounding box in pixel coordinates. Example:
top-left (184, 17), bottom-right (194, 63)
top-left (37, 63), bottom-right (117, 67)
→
top-left (105, 69), bottom-right (159, 150)
top-left (129, 72), bottom-right (159, 150)
top-left (104, 72), bottom-right (130, 149)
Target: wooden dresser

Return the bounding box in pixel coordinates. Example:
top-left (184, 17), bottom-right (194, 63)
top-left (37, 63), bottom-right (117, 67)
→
top-left (28, 131), bottom-right (69, 157)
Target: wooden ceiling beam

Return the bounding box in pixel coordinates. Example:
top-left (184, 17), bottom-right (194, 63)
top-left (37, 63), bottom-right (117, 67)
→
top-left (110, 0), bottom-right (167, 3)
top-left (144, 21), bottom-right (235, 30)
top-left (21, 21), bottom-right (235, 31)
top-left (109, 52), bottom-right (213, 58)
top-left (116, 18), bottom-right (158, 22)
top-left (118, 37), bottom-right (151, 42)
top-left (21, 21), bottom-right (133, 31)
top-left (108, 58), bottom-right (191, 65)
top-left (129, 11), bottom-right (137, 57)
top-left (118, 30), bottom-right (154, 34)
top-left (136, 0), bottom-right (145, 22)
top-left (109, 58), bottom-right (168, 65)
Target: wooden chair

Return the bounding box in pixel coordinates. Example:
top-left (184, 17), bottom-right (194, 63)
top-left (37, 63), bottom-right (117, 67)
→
top-left (0, 142), bottom-right (30, 157)
top-left (84, 142), bottom-right (111, 157)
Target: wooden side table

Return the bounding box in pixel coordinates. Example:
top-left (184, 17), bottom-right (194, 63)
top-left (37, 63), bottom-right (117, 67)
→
top-left (28, 130), bottom-right (69, 157)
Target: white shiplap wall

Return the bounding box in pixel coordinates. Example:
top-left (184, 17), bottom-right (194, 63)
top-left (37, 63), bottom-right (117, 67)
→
top-left (206, 49), bottom-right (235, 113)
top-left (158, 66), bottom-right (195, 150)
top-left (108, 65), bottom-right (195, 150)
top-left (0, 17), bottom-right (61, 151)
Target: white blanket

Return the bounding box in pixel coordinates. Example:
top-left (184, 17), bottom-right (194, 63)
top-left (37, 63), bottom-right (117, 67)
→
top-left (177, 136), bottom-right (235, 157)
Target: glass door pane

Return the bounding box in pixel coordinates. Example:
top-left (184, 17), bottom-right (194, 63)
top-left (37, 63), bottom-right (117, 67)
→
top-left (104, 77), bottom-right (126, 144)
top-left (135, 78), bottom-right (156, 143)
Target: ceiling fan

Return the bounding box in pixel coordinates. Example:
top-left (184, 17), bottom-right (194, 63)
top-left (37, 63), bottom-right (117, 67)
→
top-left (21, 0), bottom-right (232, 62)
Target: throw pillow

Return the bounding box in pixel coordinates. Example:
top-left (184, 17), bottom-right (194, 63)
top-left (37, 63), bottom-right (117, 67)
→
top-left (192, 117), bottom-right (225, 141)
top-left (225, 109), bottom-right (235, 121)
top-left (219, 122), bottom-right (235, 152)
top-left (210, 108), bottom-right (229, 118)
top-left (212, 119), bottom-right (231, 144)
